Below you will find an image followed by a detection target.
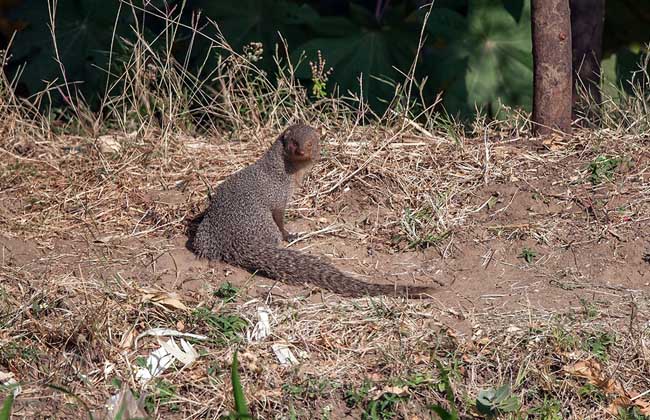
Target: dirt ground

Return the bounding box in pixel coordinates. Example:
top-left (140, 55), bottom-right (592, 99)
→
top-left (1, 128), bottom-right (650, 418)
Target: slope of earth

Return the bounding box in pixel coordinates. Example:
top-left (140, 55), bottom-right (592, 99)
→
top-left (1, 126), bottom-right (649, 419)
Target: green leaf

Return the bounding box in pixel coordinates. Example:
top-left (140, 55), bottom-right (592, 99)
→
top-left (502, 0), bottom-right (526, 22)
top-left (429, 405), bottom-right (457, 420)
top-left (476, 384), bottom-right (520, 414)
top-left (231, 351), bottom-right (251, 419)
top-left (196, 0), bottom-right (316, 54)
top-left (0, 392), bottom-right (15, 420)
top-left (422, 1), bottom-right (532, 115)
top-left (8, 0), bottom-right (133, 100)
top-left (425, 7), bottom-right (467, 41)
top-left (429, 360), bottom-right (460, 420)
top-left (465, 0), bottom-right (533, 111)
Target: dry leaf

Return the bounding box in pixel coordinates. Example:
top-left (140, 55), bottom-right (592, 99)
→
top-left (140, 289), bottom-right (188, 311)
top-left (119, 326), bottom-right (137, 349)
top-left (565, 360), bottom-right (650, 415)
top-left (563, 360), bottom-right (625, 395)
top-left (97, 134), bottom-right (122, 154)
top-left (372, 385), bottom-right (409, 400)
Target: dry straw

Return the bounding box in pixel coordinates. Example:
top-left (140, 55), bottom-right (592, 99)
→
top-left (0, 1), bottom-right (649, 418)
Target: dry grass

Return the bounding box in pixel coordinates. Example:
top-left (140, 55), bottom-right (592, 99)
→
top-left (1, 2), bottom-right (650, 419)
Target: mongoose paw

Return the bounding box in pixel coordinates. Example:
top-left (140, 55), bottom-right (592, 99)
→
top-left (283, 232), bottom-right (300, 242)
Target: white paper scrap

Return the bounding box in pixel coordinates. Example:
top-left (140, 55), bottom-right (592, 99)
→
top-left (271, 344), bottom-right (299, 367)
top-left (135, 338), bottom-right (199, 384)
top-left (248, 306), bottom-right (272, 342)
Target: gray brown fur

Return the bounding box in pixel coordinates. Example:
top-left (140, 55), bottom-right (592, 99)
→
top-left (193, 124), bottom-right (436, 298)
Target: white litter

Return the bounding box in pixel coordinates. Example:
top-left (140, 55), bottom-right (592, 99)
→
top-left (271, 344), bottom-right (299, 367)
top-left (134, 327), bottom-right (208, 349)
top-left (0, 371), bottom-right (21, 397)
top-left (247, 306), bottom-right (272, 342)
top-left (135, 338), bottom-right (199, 384)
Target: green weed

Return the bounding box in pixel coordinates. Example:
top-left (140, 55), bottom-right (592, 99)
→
top-left (583, 332), bottom-right (615, 361)
top-left (142, 380), bottom-right (179, 413)
top-left (579, 298), bottom-right (600, 320)
top-left (528, 397), bottom-right (563, 420)
top-left (214, 282), bottom-right (239, 303)
top-left (344, 381), bottom-right (372, 408)
top-left (363, 392), bottom-right (405, 420)
top-left (475, 384), bottom-right (520, 416)
top-left (309, 50), bottom-right (332, 99)
top-left (284, 378), bottom-right (334, 401)
top-left (191, 307), bottom-right (247, 344)
top-left (577, 383), bottom-right (605, 401)
top-left (550, 326), bottom-right (578, 351)
top-left (616, 406), bottom-right (650, 420)
top-left (226, 350), bottom-right (251, 420)
top-left (588, 155), bottom-right (624, 184)
top-left (399, 207), bottom-right (450, 250)
top-left (429, 360), bottom-right (460, 420)
top-left (519, 248), bottom-right (537, 263)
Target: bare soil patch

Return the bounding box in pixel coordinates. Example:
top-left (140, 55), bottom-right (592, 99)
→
top-left (1, 127), bottom-right (649, 418)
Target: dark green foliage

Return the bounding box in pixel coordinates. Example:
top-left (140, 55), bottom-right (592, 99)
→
top-left (588, 155), bottom-right (624, 184)
top-left (191, 307), bottom-right (248, 344)
top-left (8, 0), bottom-right (130, 101)
top-left (428, 360), bottom-right (460, 420)
top-left (214, 282), bottom-right (239, 303)
top-left (4, 0), bottom-right (649, 116)
top-left (424, 0), bottom-right (533, 116)
top-left (519, 248), bottom-right (537, 263)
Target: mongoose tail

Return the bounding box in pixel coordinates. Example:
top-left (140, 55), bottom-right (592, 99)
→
top-left (231, 242), bottom-right (438, 298)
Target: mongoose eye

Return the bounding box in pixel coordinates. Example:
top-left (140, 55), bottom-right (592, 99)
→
top-left (290, 140), bottom-right (305, 156)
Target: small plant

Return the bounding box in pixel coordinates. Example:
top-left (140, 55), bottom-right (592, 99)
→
top-left (191, 307), bottom-right (247, 344)
top-left (519, 248), bottom-right (537, 263)
top-left (577, 383), bottom-right (605, 401)
top-left (528, 397), bottom-right (562, 419)
top-left (344, 381), bottom-right (372, 408)
top-left (579, 298), bottom-right (600, 320)
top-left (551, 326), bottom-right (578, 351)
top-left (284, 378), bottom-right (334, 401)
top-left (363, 392), bottom-right (405, 420)
top-left (399, 207), bottom-right (449, 250)
top-left (583, 332), bottom-right (615, 361)
top-left (476, 384), bottom-right (521, 416)
top-left (616, 406), bottom-right (650, 420)
top-left (214, 282), bottom-right (239, 303)
top-left (309, 50), bottom-right (333, 99)
top-left (429, 360), bottom-right (460, 420)
top-left (397, 373), bottom-right (434, 389)
top-left (588, 155), bottom-right (624, 184)
top-left (155, 380), bottom-right (179, 412)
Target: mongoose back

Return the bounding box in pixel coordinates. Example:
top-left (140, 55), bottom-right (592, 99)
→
top-left (193, 124), bottom-right (437, 298)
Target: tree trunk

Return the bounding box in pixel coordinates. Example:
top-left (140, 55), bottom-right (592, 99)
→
top-left (570, 0), bottom-right (605, 124)
top-left (531, 0), bottom-right (573, 136)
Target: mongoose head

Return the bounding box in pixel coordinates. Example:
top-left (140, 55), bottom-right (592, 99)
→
top-left (281, 124), bottom-right (321, 164)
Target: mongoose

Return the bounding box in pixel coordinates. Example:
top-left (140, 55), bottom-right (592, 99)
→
top-left (193, 123), bottom-right (437, 298)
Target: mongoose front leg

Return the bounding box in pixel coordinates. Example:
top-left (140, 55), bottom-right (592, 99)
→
top-left (272, 208), bottom-right (298, 242)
